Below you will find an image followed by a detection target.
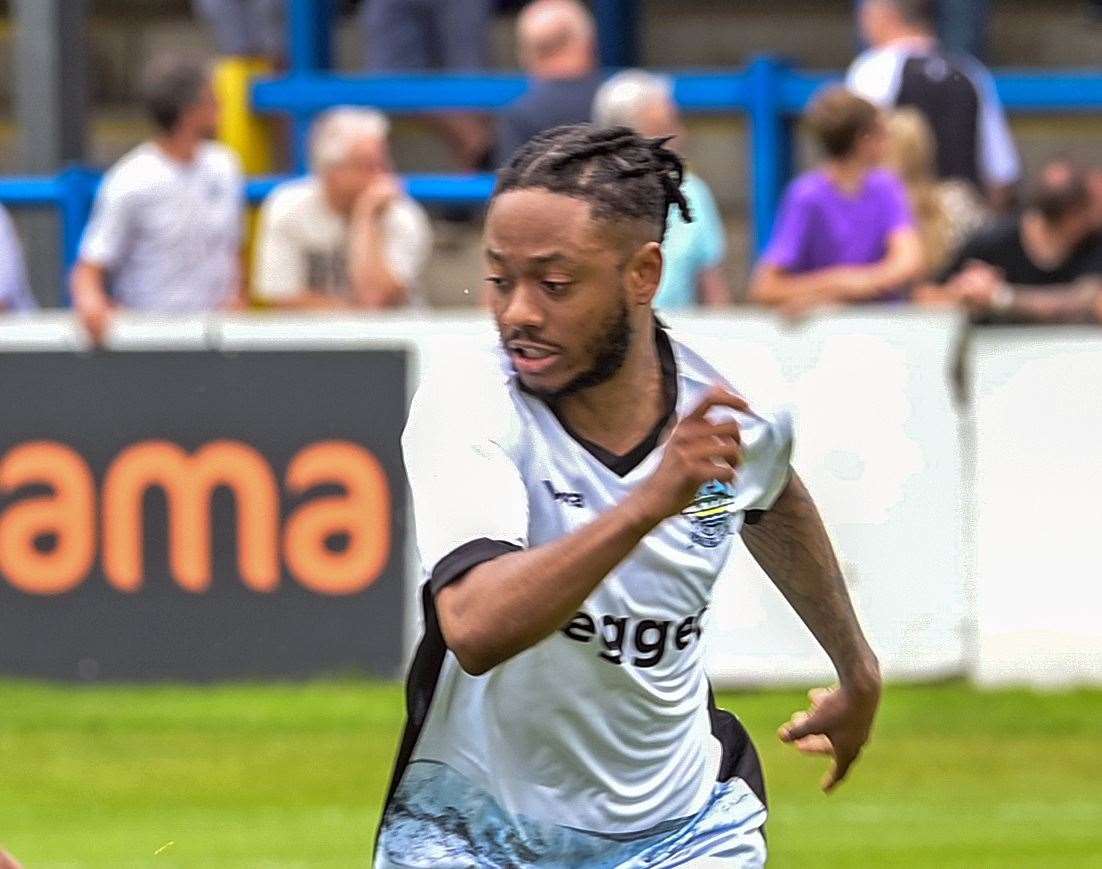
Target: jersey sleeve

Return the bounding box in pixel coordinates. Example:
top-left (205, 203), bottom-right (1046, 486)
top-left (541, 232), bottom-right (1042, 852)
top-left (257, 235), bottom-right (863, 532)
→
top-left (735, 408), bottom-right (794, 515)
top-left (402, 381), bottom-right (529, 595)
top-left (79, 171), bottom-right (134, 269)
top-left (845, 49), bottom-right (902, 108)
top-left (969, 62), bottom-right (1022, 187)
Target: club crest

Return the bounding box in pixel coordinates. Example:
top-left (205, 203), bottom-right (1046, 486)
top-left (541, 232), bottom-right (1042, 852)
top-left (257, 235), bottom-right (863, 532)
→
top-left (681, 480), bottom-right (736, 548)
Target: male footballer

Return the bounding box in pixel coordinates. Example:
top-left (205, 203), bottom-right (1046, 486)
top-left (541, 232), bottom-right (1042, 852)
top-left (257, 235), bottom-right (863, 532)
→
top-left (377, 125), bottom-right (882, 867)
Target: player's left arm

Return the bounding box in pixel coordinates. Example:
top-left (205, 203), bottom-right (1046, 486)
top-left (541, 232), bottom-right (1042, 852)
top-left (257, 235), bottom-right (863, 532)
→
top-left (740, 472), bottom-right (882, 792)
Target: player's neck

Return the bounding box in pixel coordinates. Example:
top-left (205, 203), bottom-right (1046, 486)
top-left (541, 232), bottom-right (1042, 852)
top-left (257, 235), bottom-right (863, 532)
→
top-left (553, 325), bottom-right (667, 456)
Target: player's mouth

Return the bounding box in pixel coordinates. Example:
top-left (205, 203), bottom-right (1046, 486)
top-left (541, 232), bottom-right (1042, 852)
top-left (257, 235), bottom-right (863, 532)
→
top-left (507, 340), bottom-right (562, 376)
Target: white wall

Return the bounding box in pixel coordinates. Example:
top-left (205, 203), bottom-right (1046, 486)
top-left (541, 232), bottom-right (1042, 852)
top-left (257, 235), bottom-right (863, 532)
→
top-left (971, 329), bottom-right (1102, 687)
top-left (4, 310), bottom-right (1102, 687)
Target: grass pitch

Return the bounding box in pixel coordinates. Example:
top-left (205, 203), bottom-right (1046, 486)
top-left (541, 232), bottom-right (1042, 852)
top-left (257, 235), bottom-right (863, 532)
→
top-left (1, 680), bottom-right (1100, 868)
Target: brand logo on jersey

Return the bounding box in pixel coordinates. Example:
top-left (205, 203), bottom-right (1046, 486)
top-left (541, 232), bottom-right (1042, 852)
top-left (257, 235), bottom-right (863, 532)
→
top-left (560, 607), bottom-right (708, 668)
top-left (682, 480), bottom-right (736, 547)
top-left (543, 480), bottom-right (585, 508)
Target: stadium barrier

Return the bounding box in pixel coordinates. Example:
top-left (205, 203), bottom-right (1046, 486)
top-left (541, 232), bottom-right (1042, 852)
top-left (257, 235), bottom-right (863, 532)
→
top-left (2, 310), bottom-right (1100, 686)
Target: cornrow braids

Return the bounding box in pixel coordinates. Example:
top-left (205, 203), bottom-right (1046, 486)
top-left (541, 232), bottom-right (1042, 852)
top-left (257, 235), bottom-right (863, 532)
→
top-left (493, 124), bottom-right (693, 243)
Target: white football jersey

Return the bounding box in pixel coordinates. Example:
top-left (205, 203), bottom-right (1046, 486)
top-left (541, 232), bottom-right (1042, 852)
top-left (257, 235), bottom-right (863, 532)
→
top-left (381, 327), bottom-right (792, 862)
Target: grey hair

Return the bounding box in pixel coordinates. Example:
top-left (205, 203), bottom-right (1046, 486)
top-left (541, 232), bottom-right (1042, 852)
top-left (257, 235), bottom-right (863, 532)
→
top-left (592, 69), bottom-right (674, 131)
top-left (309, 107), bottom-right (391, 173)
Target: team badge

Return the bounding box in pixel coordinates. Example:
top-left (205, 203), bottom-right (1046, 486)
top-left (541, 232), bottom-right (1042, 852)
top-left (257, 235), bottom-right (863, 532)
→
top-left (681, 480), bottom-right (736, 548)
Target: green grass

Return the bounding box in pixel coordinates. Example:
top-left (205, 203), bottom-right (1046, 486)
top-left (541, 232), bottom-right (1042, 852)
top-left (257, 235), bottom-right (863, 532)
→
top-left (1, 680), bottom-right (1100, 868)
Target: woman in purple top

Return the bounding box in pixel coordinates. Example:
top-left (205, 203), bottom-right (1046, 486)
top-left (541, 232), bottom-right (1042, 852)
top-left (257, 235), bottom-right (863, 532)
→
top-left (750, 86), bottom-right (924, 315)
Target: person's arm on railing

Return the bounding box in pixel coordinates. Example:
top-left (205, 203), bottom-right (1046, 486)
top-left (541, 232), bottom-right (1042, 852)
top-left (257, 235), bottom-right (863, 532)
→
top-left (947, 261), bottom-right (1102, 323)
top-left (750, 227), bottom-right (924, 313)
top-left (698, 266), bottom-right (731, 307)
top-left (69, 260), bottom-right (114, 344)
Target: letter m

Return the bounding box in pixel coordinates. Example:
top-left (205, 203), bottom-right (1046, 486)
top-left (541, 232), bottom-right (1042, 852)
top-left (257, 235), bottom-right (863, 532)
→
top-left (102, 440), bottom-right (279, 593)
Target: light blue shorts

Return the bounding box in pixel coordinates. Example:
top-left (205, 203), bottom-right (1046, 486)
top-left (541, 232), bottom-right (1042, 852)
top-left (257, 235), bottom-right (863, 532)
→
top-left (375, 760), bottom-right (767, 868)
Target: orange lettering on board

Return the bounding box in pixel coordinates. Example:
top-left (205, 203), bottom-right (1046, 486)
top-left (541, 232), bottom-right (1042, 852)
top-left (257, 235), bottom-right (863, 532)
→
top-left (101, 440), bottom-right (280, 593)
top-left (283, 441), bottom-right (391, 595)
top-left (0, 441), bottom-right (96, 595)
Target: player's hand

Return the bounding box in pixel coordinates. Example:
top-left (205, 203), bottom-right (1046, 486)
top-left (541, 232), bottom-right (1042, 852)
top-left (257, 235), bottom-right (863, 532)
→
top-left (779, 680), bottom-right (881, 793)
top-left (635, 386), bottom-right (748, 521)
top-left (0, 848), bottom-right (24, 869)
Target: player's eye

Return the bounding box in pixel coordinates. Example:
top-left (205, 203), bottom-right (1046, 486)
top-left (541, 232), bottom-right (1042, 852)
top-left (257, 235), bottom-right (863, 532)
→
top-left (484, 276), bottom-right (512, 292)
top-left (541, 280), bottom-right (573, 296)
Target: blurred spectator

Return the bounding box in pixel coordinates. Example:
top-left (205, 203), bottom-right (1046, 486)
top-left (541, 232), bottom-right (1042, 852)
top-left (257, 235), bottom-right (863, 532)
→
top-left (0, 206), bottom-right (36, 313)
top-left (193, 0), bottom-right (284, 61)
top-left (253, 108), bottom-right (433, 309)
top-left (922, 164), bottom-right (1102, 323)
top-left (70, 58), bottom-right (244, 342)
top-left (362, 0), bottom-right (493, 170)
top-left (749, 87), bottom-right (923, 316)
top-left (847, 0), bottom-right (1020, 209)
top-left (592, 70), bottom-right (729, 309)
top-left (496, 0), bottom-right (603, 166)
top-left (884, 107), bottom-right (986, 278)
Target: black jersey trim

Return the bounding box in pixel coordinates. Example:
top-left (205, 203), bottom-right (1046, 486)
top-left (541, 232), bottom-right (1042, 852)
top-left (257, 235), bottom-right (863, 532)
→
top-left (708, 685), bottom-right (768, 810)
top-left (544, 327), bottom-right (679, 477)
top-left (428, 537), bottom-right (522, 595)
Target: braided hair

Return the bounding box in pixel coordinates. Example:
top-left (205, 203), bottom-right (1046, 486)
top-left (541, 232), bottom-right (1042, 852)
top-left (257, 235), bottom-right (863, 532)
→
top-left (493, 124), bottom-right (693, 244)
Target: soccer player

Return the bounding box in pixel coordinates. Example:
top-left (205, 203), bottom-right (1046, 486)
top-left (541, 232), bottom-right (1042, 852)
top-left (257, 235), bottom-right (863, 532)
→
top-left (378, 125), bottom-right (882, 867)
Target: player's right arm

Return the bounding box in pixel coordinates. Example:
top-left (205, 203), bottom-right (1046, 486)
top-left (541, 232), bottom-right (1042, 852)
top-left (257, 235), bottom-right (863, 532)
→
top-left (410, 387), bottom-right (746, 677)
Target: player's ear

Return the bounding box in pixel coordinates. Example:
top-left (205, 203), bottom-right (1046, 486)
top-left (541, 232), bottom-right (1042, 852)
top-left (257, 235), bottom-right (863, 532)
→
top-left (625, 241), bottom-right (663, 306)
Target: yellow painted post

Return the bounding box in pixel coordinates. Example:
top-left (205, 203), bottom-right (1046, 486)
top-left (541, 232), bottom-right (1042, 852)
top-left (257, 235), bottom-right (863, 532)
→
top-left (213, 57), bottom-right (276, 306)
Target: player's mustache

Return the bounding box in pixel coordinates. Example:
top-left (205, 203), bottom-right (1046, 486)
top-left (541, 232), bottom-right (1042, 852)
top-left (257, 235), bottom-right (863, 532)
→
top-left (501, 328), bottom-right (563, 350)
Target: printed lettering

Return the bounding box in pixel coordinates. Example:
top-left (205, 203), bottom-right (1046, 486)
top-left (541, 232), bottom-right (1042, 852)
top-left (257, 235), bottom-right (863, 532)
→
top-left (632, 619), bottom-right (669, 668)
top-left (283, 441), bottom-right (391, 595)
top-left (0, 442), bottom-right (95, 595)
top-left (561, 612), bottom-right (597, 642)
top-left (599, 615), bottom-right (628, 664)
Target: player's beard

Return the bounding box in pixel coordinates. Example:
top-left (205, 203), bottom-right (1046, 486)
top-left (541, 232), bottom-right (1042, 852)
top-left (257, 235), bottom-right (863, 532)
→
top-left (525, 295), bottom-right (633, 401)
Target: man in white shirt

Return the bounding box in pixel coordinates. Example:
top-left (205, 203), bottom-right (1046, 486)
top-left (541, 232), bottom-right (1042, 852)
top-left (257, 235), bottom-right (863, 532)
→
top-left (0, 206), bottom-right (36, 313)
top-left (847, 0), bottom-right (1020, 209)
top-left (71, 57), bottom-right (245, 341)
top-left (379, 125), bottom-right (882, 867)
top-left (253, 108), bottom-right (433, 309)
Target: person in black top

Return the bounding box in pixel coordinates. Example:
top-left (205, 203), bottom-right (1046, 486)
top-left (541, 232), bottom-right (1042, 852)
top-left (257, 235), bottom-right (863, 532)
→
top-left (495, 0), bottom-right (604, 166)
top-left (923, 164), bottom-right (1102, 324)
top-left (847, 0), bottom-right (1020, 210)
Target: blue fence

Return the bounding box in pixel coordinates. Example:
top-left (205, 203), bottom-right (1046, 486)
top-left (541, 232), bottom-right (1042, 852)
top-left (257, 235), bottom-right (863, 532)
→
top-left (1, 0), bottom-right (1101, 295)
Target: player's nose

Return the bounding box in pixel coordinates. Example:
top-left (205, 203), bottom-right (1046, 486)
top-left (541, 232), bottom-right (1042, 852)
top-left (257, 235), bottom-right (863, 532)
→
top-left (499, 280), bottom-right (546, 331)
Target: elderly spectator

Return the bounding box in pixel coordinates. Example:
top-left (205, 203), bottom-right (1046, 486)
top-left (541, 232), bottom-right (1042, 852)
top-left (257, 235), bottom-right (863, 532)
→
top-left (70, 58), bottom-right (244, 342)
top-left (253, 108), bottom-right (433, 309)
top-left (0, 206), bottom-right (36, 313)
top-left (362, 0), bottom-right (493, 170)
top-left (921, 164), bottom-right (1102, 324)
top-left (592, 70), bottom-right (729, 309)
top-left (193, 0), bottom-right (284, 61)
top-left (847, 0), bottom-right (1020, 209)
top-left (750, 87), bottom-right (923, 316)
top-left (884, 107), bottom-right (986, 278)
top-left (496, 0), bottom-right (603, 166)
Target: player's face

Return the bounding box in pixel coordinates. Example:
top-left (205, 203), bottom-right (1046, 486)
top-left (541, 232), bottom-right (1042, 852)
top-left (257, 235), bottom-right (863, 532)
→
top-left (485, 188), bottom-right (659, 399)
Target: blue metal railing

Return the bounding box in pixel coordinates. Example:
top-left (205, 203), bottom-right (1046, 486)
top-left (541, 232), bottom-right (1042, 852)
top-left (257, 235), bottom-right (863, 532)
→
top-left (2, 58), bottom-right (1101, 295)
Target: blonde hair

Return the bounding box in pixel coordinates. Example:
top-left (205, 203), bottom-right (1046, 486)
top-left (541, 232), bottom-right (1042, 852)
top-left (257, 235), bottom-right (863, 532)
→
top-left (884, 108), bottom-right (954, 275)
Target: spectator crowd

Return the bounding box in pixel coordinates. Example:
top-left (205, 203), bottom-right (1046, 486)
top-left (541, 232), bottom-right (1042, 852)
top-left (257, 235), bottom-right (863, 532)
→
top-left (0, 0), bottom-right (1099, 331)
